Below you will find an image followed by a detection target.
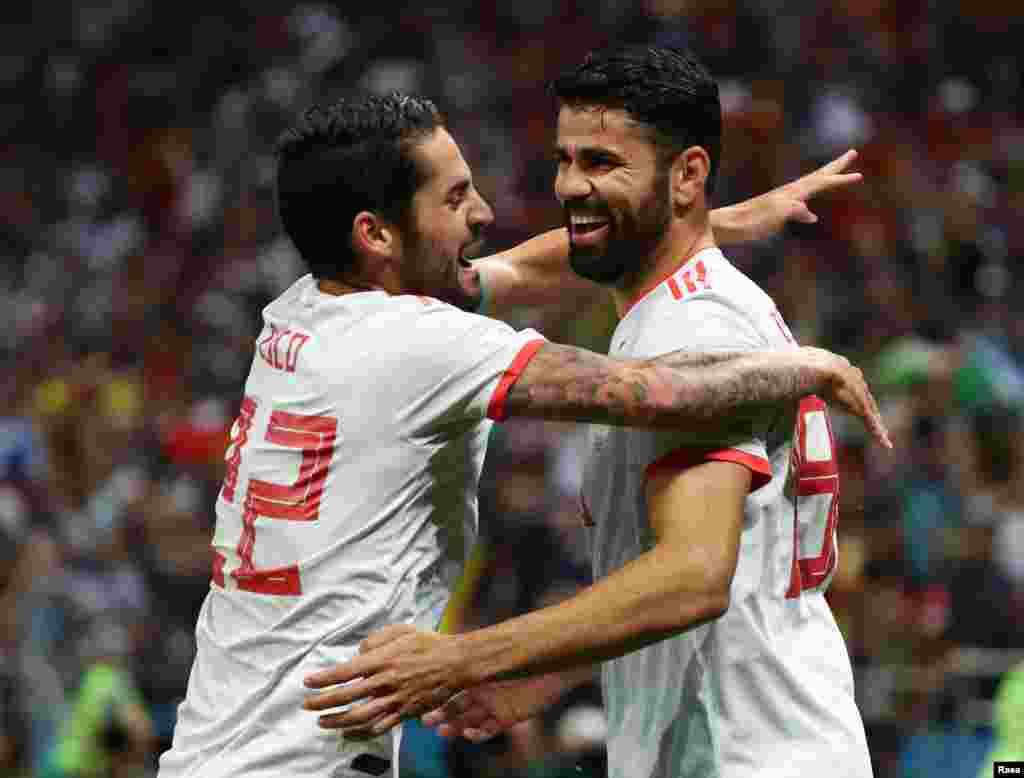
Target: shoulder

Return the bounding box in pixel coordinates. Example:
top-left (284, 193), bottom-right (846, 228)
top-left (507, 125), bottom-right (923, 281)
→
top-left (671, 249), bottom-right (774, 317)
top-left (627, 249), bottom-right (778, 352)
top-left (627, 253), bottom-right (764, 352)
top-left (385, 294), bottom-right (521, 340)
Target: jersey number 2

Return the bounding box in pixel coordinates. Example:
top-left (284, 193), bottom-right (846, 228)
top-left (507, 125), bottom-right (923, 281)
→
top-left (214, 396), bottom-right (338, 595)
top-left (785, 396), bottom-right (840, 598)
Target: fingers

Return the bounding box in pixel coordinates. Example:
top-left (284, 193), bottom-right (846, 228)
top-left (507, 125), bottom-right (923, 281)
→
top-left (464, 725), bottom-right (501, 742)
top-left (425, 692), bottom-right (487, 729)
top-left (793, 150), bottom-right (862, 198)
top-left (422, 693), bottom-right (502, 742)
top-left (856, 390), bottom-right (892, 450)
top-left (848, 370), bottom-right (890, 449)
top-left (315, 692), bottom-right (399, 730)
top-left (325, 711), bottom-right (403, 737)
top-left (360, 624), bottom-right (417, 653)
top-left (305, 626), bottom-right (419, 689)
top-left (304, 675), bottom-right (385, 710)
top-left (834, 367), bottom-right (892, 450)
top-left (433, 721), bottom-right (496, 741)
top-left (313, 691), bottom-right (416, 736)
top-left (305, 634), bottom-right (411, 690)
top-left (818, 149), bottom-right (858, 176)
top-left (305, 660), bottom-right (373, 690)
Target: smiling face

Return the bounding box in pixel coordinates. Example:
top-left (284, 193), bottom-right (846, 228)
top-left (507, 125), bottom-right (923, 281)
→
top-left (554, 105), bottom-right (672, 286)
top-left (401, 127), bottom-right (494, 308)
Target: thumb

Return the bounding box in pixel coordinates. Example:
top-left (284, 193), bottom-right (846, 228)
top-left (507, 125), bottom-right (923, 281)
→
top-left (789, 201), bottom-right (818, 224)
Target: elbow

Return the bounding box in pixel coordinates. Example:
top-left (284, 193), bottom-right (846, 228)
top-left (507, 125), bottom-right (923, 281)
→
top-left (686, 567), bottom-right (734, 627)
top-left (701, 563), bottom-right (735, 622)
top-left (658, 571), bottom-right (732, 633)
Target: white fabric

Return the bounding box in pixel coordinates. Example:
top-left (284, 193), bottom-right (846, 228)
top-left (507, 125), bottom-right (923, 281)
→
top-left (158, 275), bottom-right (544, 778)
top-left (581, 248), bottom-right (872, 778)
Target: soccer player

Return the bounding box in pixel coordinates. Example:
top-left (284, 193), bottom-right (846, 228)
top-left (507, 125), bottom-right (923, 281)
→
top-left (305, 48), bottom-right (877, 778)
top-left (158, 94), bottom-right (885, 778)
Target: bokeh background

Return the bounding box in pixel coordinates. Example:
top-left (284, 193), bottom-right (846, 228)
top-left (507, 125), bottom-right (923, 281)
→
top-left (2, 1), bottom-right (1024, 776)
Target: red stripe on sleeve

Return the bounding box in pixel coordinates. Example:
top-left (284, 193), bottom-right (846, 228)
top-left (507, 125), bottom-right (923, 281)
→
top-left (645, 447), bottom-right (772, 492)
top-left (486, 339), bottom-right (546, 422)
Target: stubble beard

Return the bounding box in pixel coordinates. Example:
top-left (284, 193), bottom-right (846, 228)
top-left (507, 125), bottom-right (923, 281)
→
top-left (403, 227), bottom-right (479, 310)
top-left (567, 173), bottom-right (671, 288)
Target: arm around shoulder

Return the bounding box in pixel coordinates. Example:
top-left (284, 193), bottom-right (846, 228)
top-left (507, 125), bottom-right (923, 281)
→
top-left (499, 341), bottom-right (890, 447)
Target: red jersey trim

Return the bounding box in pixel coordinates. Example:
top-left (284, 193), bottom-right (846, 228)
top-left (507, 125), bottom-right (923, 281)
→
top-left (212, 550), bottom-right (226, 588)
top-left (644, 446), bottom-right (772, 492)
top-left (486, 338), bottom-right (546, 421)
top-left (621, 247), bottom-right (715, 317)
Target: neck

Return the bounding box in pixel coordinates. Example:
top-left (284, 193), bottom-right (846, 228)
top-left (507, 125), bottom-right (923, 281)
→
top-left (610, 214), bottom-right (715, 318)
top-left (317, 276), bottom-right (389, 297)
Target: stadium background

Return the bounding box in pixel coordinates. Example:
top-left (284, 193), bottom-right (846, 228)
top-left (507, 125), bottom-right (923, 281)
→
top-left (1, 1), bottom-right (1023, 775)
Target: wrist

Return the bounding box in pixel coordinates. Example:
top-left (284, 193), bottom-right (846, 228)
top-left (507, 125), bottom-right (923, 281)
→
top-left (450, 633), bottom-right (491, 688)
top-left (793, 347), bottom-right (836, 396)
top-left (710, 201), bottom-right (754, 245)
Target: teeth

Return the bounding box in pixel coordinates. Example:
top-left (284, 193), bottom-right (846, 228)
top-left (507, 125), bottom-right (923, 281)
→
top-left (570, 215), bottom-right (608, 226)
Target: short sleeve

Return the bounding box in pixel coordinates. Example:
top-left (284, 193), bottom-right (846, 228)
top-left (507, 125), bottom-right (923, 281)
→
top-left (630, 296), bottom-right (772, 491)
top-left (357, 299), bottom-right (545, 432)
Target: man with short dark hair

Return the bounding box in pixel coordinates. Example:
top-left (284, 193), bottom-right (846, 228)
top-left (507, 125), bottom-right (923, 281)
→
top-left (307, 48), bottom-right (875, 778)
top-left (160, 91), bottom-right (884, 778)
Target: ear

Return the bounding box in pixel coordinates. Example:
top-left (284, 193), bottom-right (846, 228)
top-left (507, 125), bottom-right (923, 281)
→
top-left (670, 146), bottom-right (711, 210)
top-left (351, 211), bottom-right (401, 267)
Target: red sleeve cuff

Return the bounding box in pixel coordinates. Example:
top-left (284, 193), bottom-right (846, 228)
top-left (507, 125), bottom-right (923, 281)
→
top-left (645, 447), bottom-right (772, 492)
top-left (486, 339), bottom-right (546, 422)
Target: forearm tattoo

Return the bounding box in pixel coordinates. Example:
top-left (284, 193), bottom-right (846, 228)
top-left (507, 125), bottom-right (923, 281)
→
top-left (505, 343), bottom-right (816, 427)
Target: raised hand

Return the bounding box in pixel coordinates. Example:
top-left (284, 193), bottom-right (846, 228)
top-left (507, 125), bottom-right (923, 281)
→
top-left (714, 150), bottom-right (862, 244)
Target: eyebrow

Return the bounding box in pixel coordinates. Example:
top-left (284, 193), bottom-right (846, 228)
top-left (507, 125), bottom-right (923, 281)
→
top-left (553, 144), bottom-right (623, 161)
top-left (446, 179), bottom-right (470, 198)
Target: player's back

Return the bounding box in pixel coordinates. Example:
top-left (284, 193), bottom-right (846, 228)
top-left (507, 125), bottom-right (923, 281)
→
top-left (159, 275), bottom-right (543, 778)
top-left (582, 248), bottom-right (872, 778)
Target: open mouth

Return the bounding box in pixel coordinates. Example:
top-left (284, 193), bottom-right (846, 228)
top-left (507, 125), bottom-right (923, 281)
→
top-left (569, 215), bottom-right (611, 245)
top-left (571, 221), bottom-right (607, 235)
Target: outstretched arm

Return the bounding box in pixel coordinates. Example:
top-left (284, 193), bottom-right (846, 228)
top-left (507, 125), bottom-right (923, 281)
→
top-left (463, 150), bottom-right (862, 317)
top-left (502, 342), bottom-right (890, 448)
top-left (304, 459), bottom-right (750, 735)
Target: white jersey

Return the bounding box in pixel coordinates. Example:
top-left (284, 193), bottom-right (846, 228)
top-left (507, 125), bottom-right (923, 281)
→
top-left (158, 275), bottom-right (544, 778)
top-left (580, 248), bottom-right (872, 778)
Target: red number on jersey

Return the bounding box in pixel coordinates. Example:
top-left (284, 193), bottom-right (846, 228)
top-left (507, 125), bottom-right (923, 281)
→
top-left (215, 400), bottom-right (338, 596)
top-left (785, 395), bottom-right (840, 598)
top-left (221, 396), bottom-right (257, 503)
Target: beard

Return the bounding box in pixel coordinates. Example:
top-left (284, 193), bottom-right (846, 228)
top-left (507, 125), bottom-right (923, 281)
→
top-left (568, 172), bottom-right (671, 286)
top-left (402, 226), bottom-right (482, 311)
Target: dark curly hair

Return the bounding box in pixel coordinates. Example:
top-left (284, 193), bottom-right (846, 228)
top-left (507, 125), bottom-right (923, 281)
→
top-left (551, 45), bottom-right (721, 195)
top-left (275, 93), bottom-right (444, 280)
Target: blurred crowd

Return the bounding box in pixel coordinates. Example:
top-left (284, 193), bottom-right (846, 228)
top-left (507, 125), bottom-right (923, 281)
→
top-left (2, 1), bottom-right (1023, 776)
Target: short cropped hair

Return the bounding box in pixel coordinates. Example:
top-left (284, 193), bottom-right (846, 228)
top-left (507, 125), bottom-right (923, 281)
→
top-left (275, 93), bottom-right (444, 280)
top-left (551, 45), bottom-right (721, 195)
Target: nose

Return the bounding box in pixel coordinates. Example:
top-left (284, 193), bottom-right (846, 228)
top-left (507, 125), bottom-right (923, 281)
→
top-left (468, 189), bottom-right (494, 230)
top-left (555, 162), bottom-right (591, 203)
